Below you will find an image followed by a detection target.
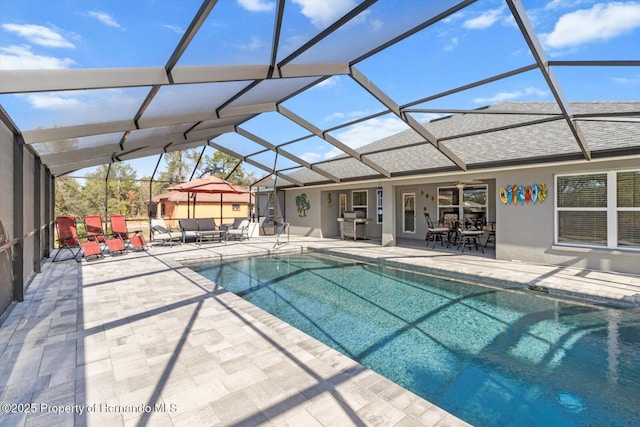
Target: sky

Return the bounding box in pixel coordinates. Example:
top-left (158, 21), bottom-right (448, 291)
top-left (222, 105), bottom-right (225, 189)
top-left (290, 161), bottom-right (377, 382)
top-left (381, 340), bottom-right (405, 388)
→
top-left (1, 0), bottom-right (639, 180)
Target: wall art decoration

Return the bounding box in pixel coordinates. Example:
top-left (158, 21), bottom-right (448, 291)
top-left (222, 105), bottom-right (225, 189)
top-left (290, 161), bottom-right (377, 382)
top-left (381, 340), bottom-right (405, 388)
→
top-left (499, 183), bottom-right (547, 205)
top-left (296, 193), bottom-right (310, 217)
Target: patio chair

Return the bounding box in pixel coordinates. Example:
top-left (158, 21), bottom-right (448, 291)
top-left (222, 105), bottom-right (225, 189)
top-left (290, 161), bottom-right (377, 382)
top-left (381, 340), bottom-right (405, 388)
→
top-left (455, 221), bottom-right (485, 254)
top-left (78, 240), bottom-right (105, 261)
top-left (150, 218), bottom-right (182, 246)
top-left (52, 216), bottom-right (81, 262)
top-left (85, 214), bottom-right (129, 256)
top-left (84, 215), bottom-right (107, 249)
top-left (424, 213), bottom-right (449, 249)
top-left (111, 214), bottom-right (146, 251)
top-left (226, 219), bottom-right (250, 241)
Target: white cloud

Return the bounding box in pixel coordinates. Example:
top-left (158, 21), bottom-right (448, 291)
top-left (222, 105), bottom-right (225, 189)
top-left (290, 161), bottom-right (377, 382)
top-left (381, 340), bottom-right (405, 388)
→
top-left (541, 2), bottom-right (640, 49)
top-left (27, 93), bottom-right (83, 109)
top-left (88, 11), bottom-right (121, 28)
top-left (444, 37), bottom-right (458, 52)
top-left (332, 116), bottom-right (407, 149)
top-left (292, 0), bottom-right (357, 28)
top-left (238, 36), bottom-right (266, 51)
top-left (1, 23), bottom-right (75, 48)
top-left (162, 24), bottom-right (184, 34)
top-left (313, 75), bottom-right (341, 89)
top-left (299, 151), bottom-right (323, 162)
top-left (463, 6), bottom-right (506, 30)
top-left (472, 87), bottom-right (549, 104)
top-left (0, 45), bottom-right (75, 69)
top-left (610, 75), bottom-right (640, 84)
top-left (237, 0), bottom-right (275, 12)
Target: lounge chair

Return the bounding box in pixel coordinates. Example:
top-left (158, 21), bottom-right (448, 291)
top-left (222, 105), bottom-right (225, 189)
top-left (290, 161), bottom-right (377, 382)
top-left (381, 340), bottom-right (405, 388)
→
top-left (150, 219), bottom-right (182, 246)
top-left (111, 214), bottom-right (147, 251)
top-left (52, 216), bottom-right (81, 262)
top-left (84, 215), bottom-right (107, 249)
top-left (85, 214), bottom-right (128, 256)
top-left (226, 219), bottom-right (250, 241)
top-left (79, 240), bottom-right (105, 261)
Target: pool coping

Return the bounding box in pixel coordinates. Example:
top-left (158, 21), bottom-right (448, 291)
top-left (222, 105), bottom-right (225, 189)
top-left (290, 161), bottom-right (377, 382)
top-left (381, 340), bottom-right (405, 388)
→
top-left (179, 245), bottom-right (640, 309)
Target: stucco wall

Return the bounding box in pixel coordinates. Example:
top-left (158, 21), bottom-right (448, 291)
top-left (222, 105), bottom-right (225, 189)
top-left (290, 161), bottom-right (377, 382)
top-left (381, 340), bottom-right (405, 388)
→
top-left (286, 188), bottom-right (323, 237)
top-left (494, 158), bottom-right (640, 274)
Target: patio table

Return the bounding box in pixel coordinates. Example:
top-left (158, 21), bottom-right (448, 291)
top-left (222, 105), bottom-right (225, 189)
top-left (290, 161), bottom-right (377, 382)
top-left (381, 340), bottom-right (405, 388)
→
top-left (195, 230), bottom-right (226, 245)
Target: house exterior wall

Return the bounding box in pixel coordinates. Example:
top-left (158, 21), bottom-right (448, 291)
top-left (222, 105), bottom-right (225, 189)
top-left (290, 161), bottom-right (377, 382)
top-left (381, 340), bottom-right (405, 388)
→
top-left (494, 157), bottom-right (639, 274)
top-left (159, 200), bottom-right (250, 227)
top-left (285, 188), bottom-right (323, 237)
top-left (282, 157), bottom-right (639, 275)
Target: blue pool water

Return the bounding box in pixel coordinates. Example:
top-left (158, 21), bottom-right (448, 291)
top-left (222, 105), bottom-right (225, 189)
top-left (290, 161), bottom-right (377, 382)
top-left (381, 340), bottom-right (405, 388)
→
top-left (190, 252), bottom-right (640, 426)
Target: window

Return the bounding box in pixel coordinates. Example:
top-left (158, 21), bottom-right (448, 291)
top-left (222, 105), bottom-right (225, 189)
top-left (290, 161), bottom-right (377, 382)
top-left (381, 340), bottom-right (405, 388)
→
top-left (555, 170), bottom-right (640, 249)
top-left (617, 171), bottom-right (640, 248)
top-left (376, 188), bottom-right (383, 223)
top-left (232, 204), bottom-right (240, 211)
top-left (352, 190), bottom-right (367, 218)
top-left (437, 185), bottom-right (487, 227)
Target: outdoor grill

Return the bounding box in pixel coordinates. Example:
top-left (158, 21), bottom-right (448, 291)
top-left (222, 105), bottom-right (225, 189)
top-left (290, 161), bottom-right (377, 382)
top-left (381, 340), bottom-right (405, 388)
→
top-left (338, 210), bottom-right (369, 240)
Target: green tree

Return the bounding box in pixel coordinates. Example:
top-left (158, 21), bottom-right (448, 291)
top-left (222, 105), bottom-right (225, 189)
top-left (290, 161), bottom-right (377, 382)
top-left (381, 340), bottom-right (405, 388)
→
top-left (80, 164), bottom-right (141, 216)
top-left (202, 151), bottom-right (247, 185)
top-left (156, 150), bottom-right (201, 190)
top-left (55, 177), bottom-right (87, 218)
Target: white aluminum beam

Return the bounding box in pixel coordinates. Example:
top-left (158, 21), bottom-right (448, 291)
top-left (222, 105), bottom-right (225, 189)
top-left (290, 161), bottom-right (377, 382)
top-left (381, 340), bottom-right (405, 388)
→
top-left (277, 105), bottom-right (391, 178)
top-left (350, 66), bottom-right (466, 171)
top-left (236, 127), bottom-right (341, 183)
top-left (506, 0), bottom-right (591, 160)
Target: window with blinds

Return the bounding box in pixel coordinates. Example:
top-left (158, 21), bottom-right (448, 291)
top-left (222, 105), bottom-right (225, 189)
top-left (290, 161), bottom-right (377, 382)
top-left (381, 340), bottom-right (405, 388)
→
top-left (617, 171), bottom-right (640, 247)
top-left (555, 170), bottom-right (640, 249)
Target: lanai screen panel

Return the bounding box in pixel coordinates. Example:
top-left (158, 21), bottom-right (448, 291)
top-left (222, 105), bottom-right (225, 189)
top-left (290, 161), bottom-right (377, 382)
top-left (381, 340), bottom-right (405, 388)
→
top-left (279, 167), bottom-right (333, 186)
top-left (289, 0), bottom-right (467, 64)
top-left (282, 76), bottom-right (388, 132)
top-left (125, 123), bottom-right (199, 151)
top-left (311, 157), bottom-right (381, 181)
top-left (240, 112), bottom-right (314, 146)
top-left (142, 81), bottom-right (253, 118)
top-left (226, 77), bottom-right (322, 108)
top-left (280, 135), bottom-right (343, 164)
top-left (329, 114), bottom-right (411, 150)
top-left (0, 87), bottom-right (151, 131)
top-left (212, 132), bottom-right (269, 158)
top-left (176, 0), bottom-right (276, 66)
top-left (366, 144), bottom-right (456, 175)
top-left (445, 120), bottom-right (581, 165)
top-left (357, 2), bottom-right (536, 106)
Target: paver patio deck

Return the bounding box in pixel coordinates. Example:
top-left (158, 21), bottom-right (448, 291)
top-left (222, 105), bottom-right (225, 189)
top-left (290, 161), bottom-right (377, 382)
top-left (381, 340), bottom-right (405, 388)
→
top-left (1, 236), bottom-right (638, 426)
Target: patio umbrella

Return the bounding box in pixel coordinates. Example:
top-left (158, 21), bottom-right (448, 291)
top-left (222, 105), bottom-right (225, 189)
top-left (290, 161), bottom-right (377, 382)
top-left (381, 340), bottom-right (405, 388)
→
top-left (167, 176), bottom-right (249, 223)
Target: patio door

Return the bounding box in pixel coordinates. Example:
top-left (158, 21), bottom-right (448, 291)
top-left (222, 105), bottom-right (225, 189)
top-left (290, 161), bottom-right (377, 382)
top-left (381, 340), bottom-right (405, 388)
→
top-left (403, 193), bottom-right (415, 233)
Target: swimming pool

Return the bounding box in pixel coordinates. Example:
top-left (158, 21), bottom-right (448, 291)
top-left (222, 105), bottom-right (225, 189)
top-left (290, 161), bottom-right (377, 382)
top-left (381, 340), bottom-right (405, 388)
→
top-left (190, 252), bottom-right (640, 426)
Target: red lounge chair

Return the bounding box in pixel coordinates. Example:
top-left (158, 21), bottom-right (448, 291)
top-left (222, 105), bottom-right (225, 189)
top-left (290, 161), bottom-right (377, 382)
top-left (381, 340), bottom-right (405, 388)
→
top-left (111, 214), bottom-right (147, 251)
top-left (79, 240), bottom-right (104, 261)
top-left (110, 214), bottom-right (130, 242)
top-left (129, 235), bottom-right (148, 251)
top-left (106, 237), bottom-right (127, 256)
top-left (84, 215), bottom-right (107, 249)
top-left (53, 216), bottom-right (81, 262)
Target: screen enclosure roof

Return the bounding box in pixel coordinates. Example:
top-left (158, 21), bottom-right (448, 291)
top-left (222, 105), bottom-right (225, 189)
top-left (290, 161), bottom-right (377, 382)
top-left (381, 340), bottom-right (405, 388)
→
top-left (1, 0), bottom-right (639, 188)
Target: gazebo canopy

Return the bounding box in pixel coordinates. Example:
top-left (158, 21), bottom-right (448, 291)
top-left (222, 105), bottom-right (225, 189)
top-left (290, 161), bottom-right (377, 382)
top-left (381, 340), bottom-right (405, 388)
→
top-left (1, 0), bottom-right (638, 187)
